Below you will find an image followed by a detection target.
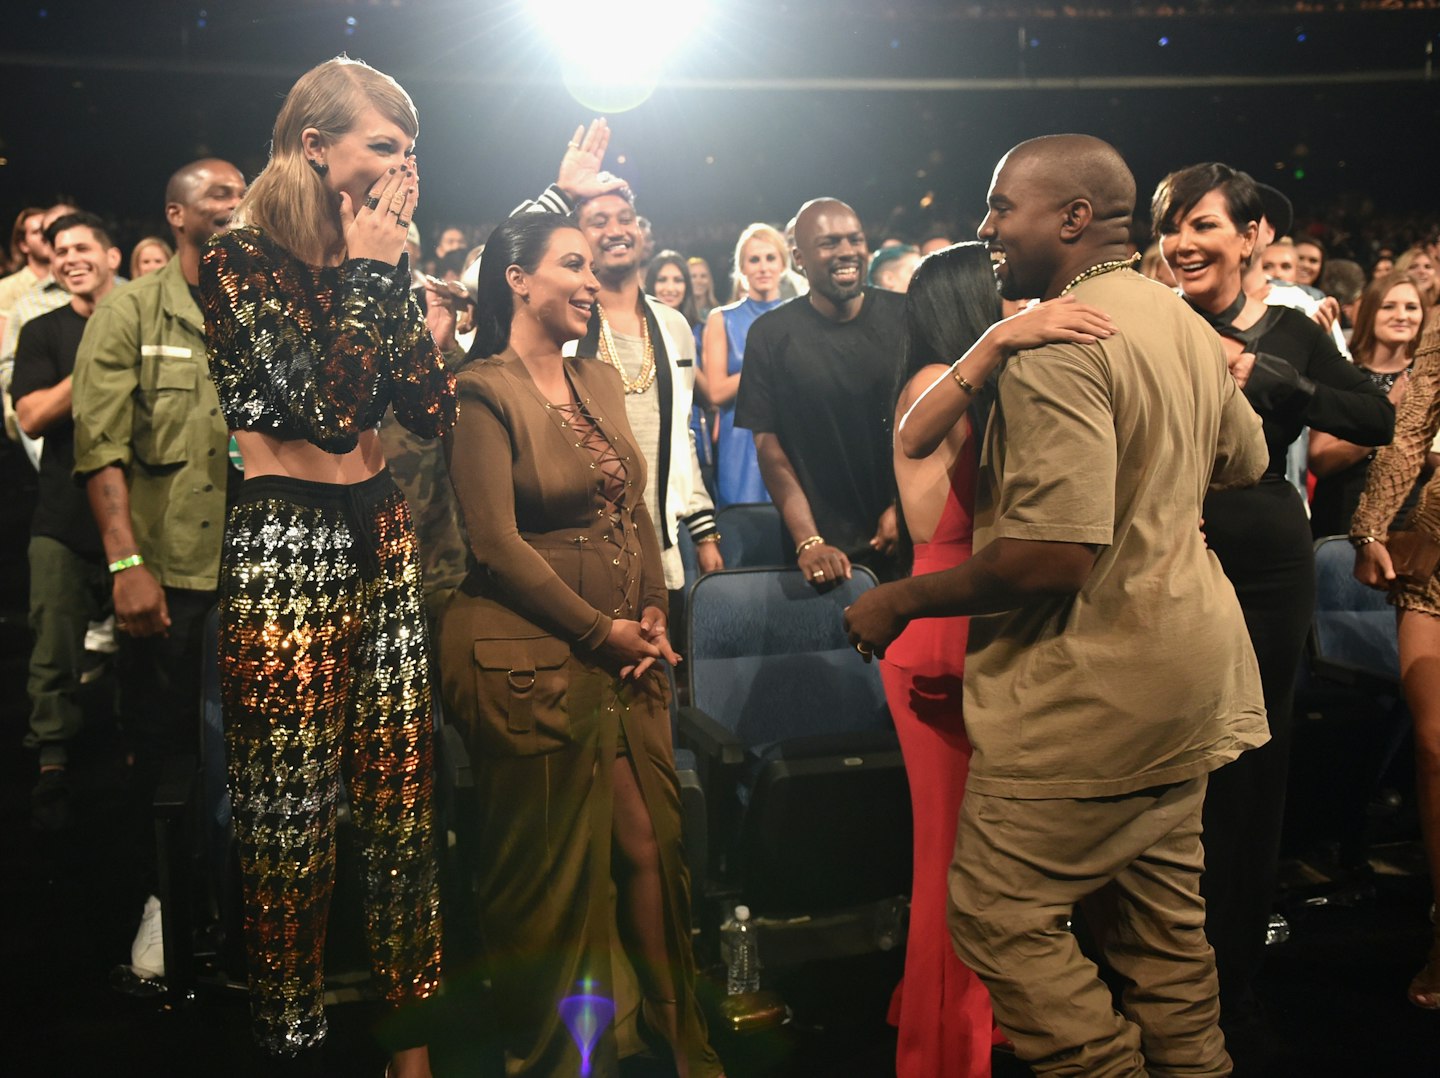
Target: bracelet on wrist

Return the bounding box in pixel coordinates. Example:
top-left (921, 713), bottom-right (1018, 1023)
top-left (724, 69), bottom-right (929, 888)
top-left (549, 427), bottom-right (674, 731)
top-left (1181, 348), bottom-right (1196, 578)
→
top-left (694, 533), bottom-right (722, 545)
top-left (950, 363), bottom-right (978, 395)
top-left (1348, 535), bottom-right (1378, 549)
top-left (108, 553), bottom-right (145, 574)
top-left (795, 535), bottom-right (825, 556)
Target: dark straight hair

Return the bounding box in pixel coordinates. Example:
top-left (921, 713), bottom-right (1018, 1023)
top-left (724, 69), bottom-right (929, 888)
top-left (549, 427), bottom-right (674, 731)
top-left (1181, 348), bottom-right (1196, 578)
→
top-left (468, 214), bottom-right (585, 360)
top-left (644, 249), bottom-right (699, 327)
top-left (1150, 161), bottom-right (1264, 240)
top-left (890, 241), bottom-right (1004, 574)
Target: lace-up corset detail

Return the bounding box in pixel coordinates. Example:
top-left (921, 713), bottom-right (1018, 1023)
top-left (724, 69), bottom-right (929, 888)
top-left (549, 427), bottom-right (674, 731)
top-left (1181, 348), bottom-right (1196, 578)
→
top-left (554, 399), bottom-right (628, 509)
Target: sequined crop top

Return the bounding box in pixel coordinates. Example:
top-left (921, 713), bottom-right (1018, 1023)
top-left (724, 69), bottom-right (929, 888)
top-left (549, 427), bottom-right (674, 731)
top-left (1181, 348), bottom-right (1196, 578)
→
top-left (200, 226), bottom-right (455, 454)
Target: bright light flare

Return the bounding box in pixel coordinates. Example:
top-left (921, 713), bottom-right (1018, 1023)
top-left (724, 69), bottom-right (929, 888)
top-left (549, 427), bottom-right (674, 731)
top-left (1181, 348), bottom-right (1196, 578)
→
top-left (528, 0), bottom-right (710, 112)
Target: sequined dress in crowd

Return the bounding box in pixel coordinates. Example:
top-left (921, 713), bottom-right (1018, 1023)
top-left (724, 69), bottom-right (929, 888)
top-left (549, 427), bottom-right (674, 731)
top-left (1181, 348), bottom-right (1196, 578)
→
top-left (200, 225), bottom-right (454, 1055)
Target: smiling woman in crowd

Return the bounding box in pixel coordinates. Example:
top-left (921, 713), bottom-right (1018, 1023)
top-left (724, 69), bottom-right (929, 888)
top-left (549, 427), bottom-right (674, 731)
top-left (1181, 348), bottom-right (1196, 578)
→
top-left (1152, 161), bottom-right (1393, 1051)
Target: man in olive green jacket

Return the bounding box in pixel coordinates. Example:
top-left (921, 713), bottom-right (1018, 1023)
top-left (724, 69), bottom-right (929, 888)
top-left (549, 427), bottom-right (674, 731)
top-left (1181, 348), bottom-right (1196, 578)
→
top-left (71, 158), bottom-right (245, 981)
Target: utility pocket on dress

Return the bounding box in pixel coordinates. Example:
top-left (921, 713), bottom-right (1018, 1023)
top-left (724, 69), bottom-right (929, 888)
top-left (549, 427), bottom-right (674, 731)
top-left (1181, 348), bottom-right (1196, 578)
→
top-left (471, 634), bottom-right (572, 755)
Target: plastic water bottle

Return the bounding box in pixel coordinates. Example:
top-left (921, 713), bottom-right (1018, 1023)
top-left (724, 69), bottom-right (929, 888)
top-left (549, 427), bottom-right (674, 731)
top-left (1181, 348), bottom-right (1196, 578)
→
top-left (723, 905), bottom-right (761, 995)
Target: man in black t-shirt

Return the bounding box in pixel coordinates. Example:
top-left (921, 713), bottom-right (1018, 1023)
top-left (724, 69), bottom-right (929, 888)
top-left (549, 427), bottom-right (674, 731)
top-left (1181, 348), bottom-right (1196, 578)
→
top-left (10, 211), bottom-right (121, 830)
top-left (734, 198), bottom-right (904, 583)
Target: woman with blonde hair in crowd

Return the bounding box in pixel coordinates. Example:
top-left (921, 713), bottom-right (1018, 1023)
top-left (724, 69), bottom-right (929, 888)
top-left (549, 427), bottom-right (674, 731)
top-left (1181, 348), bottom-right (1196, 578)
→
top-left (686, 254), bottom-right (718, 318)
top-left (200, 55), bottom-right (455, 1074)
top-left (1310, 271), bottom-right (1430, 537)
top-left (128, 236), bottom-right (173, 278)
top-left (1396, 247), bottom-right (1439, 324)
top-left (701, 222), bottom-right (789, 507)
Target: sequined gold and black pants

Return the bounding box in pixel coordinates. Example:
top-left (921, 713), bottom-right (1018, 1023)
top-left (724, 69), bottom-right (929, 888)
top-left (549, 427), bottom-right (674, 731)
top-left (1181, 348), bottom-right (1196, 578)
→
top-left (219, 469), bottom-right (442, 1056)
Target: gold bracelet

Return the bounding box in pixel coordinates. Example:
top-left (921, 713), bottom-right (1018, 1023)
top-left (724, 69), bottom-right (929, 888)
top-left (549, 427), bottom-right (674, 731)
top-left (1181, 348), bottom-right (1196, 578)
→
top-left (694, 533), bottom-right (722, 545)
top-left (1348, 535), bottom-right (1378, 549)
top-left (795, 535), bottom-right (824, 556)
top-left (950, 364), bottom-right (977, 395)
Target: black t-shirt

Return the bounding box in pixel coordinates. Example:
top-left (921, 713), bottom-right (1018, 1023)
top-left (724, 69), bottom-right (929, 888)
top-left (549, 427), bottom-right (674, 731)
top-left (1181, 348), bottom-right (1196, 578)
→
top-left (10, 304), bottom-right (103, 556)
top-left (734, 288), bottom-right (904, 558)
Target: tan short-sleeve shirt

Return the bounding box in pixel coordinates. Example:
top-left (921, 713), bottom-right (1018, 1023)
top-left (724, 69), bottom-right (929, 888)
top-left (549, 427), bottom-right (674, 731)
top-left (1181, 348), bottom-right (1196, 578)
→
top-left (964, 271), bottom-right (1271, 799)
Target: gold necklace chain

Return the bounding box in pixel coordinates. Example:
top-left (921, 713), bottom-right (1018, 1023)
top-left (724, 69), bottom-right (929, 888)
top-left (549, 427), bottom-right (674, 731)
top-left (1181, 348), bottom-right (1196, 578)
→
top-left (596, 303), bottom-right (658, 395)
top-left (1059, 253), bottom-right (1140, 296)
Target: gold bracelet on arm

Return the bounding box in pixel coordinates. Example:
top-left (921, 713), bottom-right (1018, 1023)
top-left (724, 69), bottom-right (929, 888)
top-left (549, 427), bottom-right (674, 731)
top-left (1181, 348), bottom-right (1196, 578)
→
top-left (950, 363), bottom-right (977, 395)
top-left (795, 535), bottom-right (825, 556)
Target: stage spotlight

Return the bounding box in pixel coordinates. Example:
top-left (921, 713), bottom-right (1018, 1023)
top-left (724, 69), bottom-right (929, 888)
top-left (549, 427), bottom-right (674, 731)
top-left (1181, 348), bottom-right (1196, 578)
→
top-left (527, 0), bottom-right (710, 112)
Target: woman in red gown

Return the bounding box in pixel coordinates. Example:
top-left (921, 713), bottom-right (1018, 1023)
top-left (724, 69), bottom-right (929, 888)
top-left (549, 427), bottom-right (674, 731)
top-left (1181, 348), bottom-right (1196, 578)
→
top-left (882, 242), bottom-right (1115, 1078)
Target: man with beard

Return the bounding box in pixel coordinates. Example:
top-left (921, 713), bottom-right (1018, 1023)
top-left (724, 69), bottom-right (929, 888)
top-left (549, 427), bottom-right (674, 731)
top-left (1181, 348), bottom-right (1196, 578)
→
top-left (513, 121), bottom-right (724, 602)
top-left (734, 198), bottom-right (903, 584)
top-left (11, 213), bottom-right (121, 831)
top-left (71, 158), bottom-right (245, 981)
top-left (845, 135), bottom-right (1269, 1075)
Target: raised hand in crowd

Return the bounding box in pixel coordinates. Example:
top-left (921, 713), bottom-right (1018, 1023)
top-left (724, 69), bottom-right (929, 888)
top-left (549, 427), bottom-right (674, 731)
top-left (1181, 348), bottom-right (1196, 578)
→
top-left (557, 118), bottom-right (629, 202)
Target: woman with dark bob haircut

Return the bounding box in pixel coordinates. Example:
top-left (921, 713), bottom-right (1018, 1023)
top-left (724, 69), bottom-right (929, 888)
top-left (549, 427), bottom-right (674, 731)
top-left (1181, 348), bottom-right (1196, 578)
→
top-left (884, 242), bottom-right (1113, 1077)
top-left (440, 212), bottom-right (724, 1077)
top-left (1151, 162), bottom-right (1393, 1051)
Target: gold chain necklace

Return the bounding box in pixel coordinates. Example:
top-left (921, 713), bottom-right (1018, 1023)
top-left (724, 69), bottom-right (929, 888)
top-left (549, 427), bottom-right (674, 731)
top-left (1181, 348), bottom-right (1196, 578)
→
top-left (1059, 253), bottom-right (1140, 296)
top-left (596, 303), bottom-right (658, 395)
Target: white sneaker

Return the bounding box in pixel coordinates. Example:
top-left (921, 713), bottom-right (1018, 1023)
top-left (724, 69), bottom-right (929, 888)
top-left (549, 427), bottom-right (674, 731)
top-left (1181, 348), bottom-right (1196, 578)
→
top-left (130, 895), bottom-right (164, 979)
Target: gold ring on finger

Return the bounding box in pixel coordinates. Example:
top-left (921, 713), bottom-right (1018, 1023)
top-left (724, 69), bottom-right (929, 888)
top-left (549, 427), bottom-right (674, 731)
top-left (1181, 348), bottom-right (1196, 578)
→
top-left (812, 569), bottom-right (825, 580)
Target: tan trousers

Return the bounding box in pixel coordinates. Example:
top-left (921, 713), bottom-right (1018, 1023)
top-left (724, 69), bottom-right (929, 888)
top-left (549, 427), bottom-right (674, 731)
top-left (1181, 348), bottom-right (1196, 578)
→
top-left (948, 776), bottom-right (1230, 1078)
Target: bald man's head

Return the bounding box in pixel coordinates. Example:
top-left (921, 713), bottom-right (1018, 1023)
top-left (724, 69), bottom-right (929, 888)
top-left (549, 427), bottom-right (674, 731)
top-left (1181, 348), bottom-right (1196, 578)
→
top-left (164, 158), bottom-right (246, 250)
top-left (792, 198), bottom-right (868, 313)
top-left (1002, 135), bottom-right (1136, 228)
top-left (979, 134), bottom-right (1136, 300)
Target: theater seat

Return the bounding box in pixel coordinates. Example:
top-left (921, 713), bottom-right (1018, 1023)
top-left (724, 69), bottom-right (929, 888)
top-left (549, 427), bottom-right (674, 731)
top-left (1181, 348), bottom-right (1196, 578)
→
top-left (1285, 535), bottom-right (1409, 901)
top-left (677, 567), bottom-right (912, 968)
top-left (715, 502), bottom-right (788, 569)
top-left (1309, 534), bottom-right (1400, 692)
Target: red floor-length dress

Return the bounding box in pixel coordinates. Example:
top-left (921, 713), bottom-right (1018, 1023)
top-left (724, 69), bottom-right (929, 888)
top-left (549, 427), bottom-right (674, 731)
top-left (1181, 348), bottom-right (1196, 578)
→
top-left (879, 436), bottom-right (1000, 1078)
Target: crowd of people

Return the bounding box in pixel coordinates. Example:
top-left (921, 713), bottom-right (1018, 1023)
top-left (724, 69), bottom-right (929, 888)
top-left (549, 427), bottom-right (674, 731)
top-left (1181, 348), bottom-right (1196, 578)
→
top-left (4, 52), bottom-right (1440, 1078)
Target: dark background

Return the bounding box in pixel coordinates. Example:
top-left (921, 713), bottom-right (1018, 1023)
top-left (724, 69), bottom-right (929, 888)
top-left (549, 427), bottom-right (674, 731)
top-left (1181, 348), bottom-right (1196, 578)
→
top-left (2, 1), bottom-right (1439, 253)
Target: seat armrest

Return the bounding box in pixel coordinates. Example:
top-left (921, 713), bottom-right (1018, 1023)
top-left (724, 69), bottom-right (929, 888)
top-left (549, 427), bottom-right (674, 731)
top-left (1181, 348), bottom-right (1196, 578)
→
top-left (677, 705), bottom-right (745, 766)
top-left (438, 723), bottom-right (474, 789)
top-left (153, 753), bottom-right (197, 819)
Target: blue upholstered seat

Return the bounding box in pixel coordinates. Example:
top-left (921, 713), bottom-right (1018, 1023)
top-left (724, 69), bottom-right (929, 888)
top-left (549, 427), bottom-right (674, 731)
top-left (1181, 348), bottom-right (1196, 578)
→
top-left (715, 502), bottom-right (789, 569)
top-left (1311, 535), bottom-right (1399, 690)
top-left (678, 567), bottom-right (911, 954)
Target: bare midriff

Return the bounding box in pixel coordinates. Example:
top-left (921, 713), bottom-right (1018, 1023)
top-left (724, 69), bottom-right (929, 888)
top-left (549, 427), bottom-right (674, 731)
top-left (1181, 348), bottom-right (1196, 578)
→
top-left (233, 428), bottom-right (386, 484)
